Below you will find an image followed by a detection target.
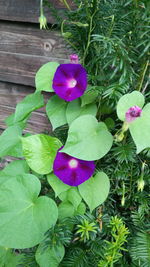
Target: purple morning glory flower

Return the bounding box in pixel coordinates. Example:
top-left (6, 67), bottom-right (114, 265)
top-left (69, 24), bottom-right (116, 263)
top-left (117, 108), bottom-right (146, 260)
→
top-left (125, 105), bottom-right (142, 122)
top-left (52, 64), bottom-right (87, 102)
top-left (53, 147), bottom-right (95, 186)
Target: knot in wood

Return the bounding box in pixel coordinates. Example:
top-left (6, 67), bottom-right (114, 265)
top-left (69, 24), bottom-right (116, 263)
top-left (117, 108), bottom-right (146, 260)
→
top-left (44, 41), bottom-right (52, 52)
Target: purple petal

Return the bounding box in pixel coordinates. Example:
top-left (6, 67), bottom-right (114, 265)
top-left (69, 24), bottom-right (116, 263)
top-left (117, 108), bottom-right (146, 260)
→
top-left (52, 64), bottom-right (87, 102)
top-left (53, 147), bottom-right (95, 186)
top-left (125, 105), bottom-right (142, 122)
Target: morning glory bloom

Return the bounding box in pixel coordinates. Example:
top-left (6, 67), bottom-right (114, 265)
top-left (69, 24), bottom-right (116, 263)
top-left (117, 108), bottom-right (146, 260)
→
top-left (53, 147), bottom-right (95, 186)
top-left (52, 64), bottom-right (87, 101)
top-left (125, 106), bottom-right (142, 122)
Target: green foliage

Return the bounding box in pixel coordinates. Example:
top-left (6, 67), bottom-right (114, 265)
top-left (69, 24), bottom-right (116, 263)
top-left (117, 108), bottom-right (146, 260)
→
top-left (76, 219), bottom-right (98, 242)
top-left (1, 160), bottom-right (29, 176)
top-left (59, 187), bottom-right (82, 209)
top-left (0, 246), bottom-right (22, 267)
top-left (61, 115), bottom-right (113, 160)
top-left (35, 243), bottom-right (65, 267)
top-left (14, 92), bottom-right (44, 122)
top-left (21, 134), bottom-right (62, 174)
top-left (79, 172), bottom-right (110, 212)
top-left (0, 172), bottom-right (58, 248)
top-left (129, 103), bottom-right (150, 153)
top-left (66, 98), bottom-right (97, 125)
top-left (42, 221), bottom-right (72, 249)
top-left (81, 86), bottom-right (99, 106)
top-left (58, 201), bottom-right (75, 220)
top-left (5, 112), bottom-right (28, 129)
top-left (130, 231), bottom-right (150, 267)
top-left (47, 173), bottom-right (70, 197)
top-left (98, 216), bottom-right (129, 267)
top-left (35, 62), bottom-right (59, 92)
top-left (0, 125), bottom-right (22, 157)
top-left (54, 0), bottom-right (149, 94)
top-left (46, 95), bottom-right (68, 130)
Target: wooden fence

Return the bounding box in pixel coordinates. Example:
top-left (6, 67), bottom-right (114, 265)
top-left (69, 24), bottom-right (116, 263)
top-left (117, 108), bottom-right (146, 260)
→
top-left (0, 0), bottom-right (72, 134)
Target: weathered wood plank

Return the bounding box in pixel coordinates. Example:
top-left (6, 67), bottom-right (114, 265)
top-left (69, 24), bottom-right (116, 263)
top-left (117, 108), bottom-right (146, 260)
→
top-left (0, 22), bottom-right (70, 57)
top-left (0, 0), bottom-right (74, 23)
top-left (0, 22), bottom-right (70, 86)
top-left (0, 52), bottom-right (68, 86)
top-left (0, 106), bottom-right (52, 134)
top-left (0, 82), bottom-right (52, 133)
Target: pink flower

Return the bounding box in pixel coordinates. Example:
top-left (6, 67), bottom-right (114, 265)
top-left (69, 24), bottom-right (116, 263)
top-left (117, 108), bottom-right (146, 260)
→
top-left (70, 54), bottom-right (79, 64)
top-left (125, 106), bottom-right (142, 122)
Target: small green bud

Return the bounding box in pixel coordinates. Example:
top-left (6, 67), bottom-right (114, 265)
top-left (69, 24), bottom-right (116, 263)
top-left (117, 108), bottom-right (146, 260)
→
top-left (137, 179), bottom-right (145, 192)
top-left (62, 32), bottom-right (72, 38)
top-left (39, 15), bottom-right (47, 30)
top-left (121, 195), bottom-right (125, 206)
top-left (115, 131), bottom-right (124, 142)
top-left (115, 121), bottom-right (129, 142)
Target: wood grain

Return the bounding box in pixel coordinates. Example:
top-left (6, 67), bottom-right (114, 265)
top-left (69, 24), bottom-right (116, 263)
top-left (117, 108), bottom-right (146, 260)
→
top-left (0, 22), bottom-right (70, 57)
top-left (0, 81), bottom-right (52, 134)
top-left (0, 22), bottom-right (70, 86)
top-left (0, 0), bottom-right (75, 23)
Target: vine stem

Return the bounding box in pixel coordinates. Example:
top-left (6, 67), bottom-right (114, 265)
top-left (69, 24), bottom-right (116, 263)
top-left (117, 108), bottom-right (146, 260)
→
top-left (82, 9), bottom-right (97, 65)
top-left (61, 20), bottom-right (77, 51)
top-left (137, 60), bottom-right (149, 92)
top-left (142, 79), bottom-right (149, 94)
top-left (40, 0), bottom-right (43, 15)
top-left (60, 0), bottom-right (71, 11)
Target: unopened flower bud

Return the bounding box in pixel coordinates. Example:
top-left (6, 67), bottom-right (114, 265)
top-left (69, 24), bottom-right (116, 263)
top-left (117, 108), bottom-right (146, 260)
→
top-left (70, 54), bottom-right (79, 64)
top-left (115, 122), bottom-right (129, 142)
top-left (115, 131), bottom-right (125, 142)
top-left (39, 15), bottom-right (47, 30)
top-left (137, 179), bottom-right (145, 192)
top-left (121, 196), bottom-right (125, 206)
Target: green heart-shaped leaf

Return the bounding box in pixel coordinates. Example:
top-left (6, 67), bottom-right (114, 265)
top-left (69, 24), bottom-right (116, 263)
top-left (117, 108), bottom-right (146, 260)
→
top-left (61, 115), bottom-right (113, 160)
top-left (22, 134), bottom-right (62, 174)
top-left (47, 173), bottom-right (70, 197)
top-left (117, 91), bottom-right (145, 121)
top-left (78, 172), bottom-right (110, 212)
top-left (81, 86), bottom-right (98, 106)
top-left (14, 92), bottom-right (44, 123)
top-left (5, 113), bottom-right (28, 129)
top-left (129, 103), bottom-right (150, 153)
top-left (48, 174), bottom-right (82, 209)
top-left (36, 244), bottom-right (65, 267)
top-left (0, 174), bottom-right (58, 248)
top-left (59, 187), bottom-right (82, 210)
top-left (0, 160), bottom-right (29, 176)
top-left (0, 126), bottom-right (22, 157)
top-left (74, 202), bottom-right (86, 216)
top-left (0, 246), bottom-right (22, 267)
top-left (35, 62), bottom-right (59, 92)
top-left (66, 98), bottom-right (97, 125)
top-left (58, 201), bottom-right (75, 220)
top-left (46, 95), bottom-right (67, 130)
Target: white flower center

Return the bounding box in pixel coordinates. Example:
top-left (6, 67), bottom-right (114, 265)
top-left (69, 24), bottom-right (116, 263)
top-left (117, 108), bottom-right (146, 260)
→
top-left (68, 159), bottom-right (78, 169)
top-left (68, 79), bottom-right (77, 88)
